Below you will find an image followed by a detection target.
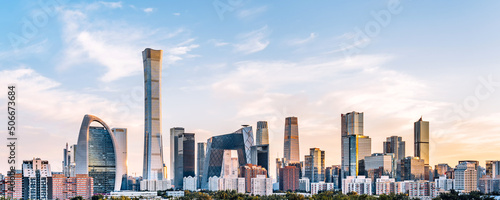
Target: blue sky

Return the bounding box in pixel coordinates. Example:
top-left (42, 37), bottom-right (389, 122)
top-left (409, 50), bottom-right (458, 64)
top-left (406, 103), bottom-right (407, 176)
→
top-left (2, 0), bottom-right (500, 178)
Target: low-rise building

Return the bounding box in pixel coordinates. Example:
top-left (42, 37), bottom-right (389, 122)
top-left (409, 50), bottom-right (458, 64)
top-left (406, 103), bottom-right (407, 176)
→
top-left (342, 176), bottom-right (372, 195)
top-left (183, 176), bottom-right (197, 191)
top-left (299, 177), bottom-right (310, 192)
top-left (408, 180), bottom-right (437, 200)
top-left (251, 175), bottom-right (272, 196)
top-left (50, 174), bottom-right (93, 200)
top-left (311, 181), bottom-right (335, 195)
top-left (375, 176), bottom-right (395, 195)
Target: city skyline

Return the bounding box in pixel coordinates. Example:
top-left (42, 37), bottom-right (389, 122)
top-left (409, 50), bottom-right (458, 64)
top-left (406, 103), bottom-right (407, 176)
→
top-left (2, 0), bottom-right (500, 180)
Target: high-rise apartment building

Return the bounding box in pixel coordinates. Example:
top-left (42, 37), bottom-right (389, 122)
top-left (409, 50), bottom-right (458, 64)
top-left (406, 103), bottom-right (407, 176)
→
top-left (304, 148), bottom-right (325, 183)
top-left (50, 174), bottom-right (93, 200)
top-left (341, 112), bottom-right (371, 180)
top-left (22, 158), bottom-right (52, 200)
top-left (251, 175), bottom-right (273, 196)
top-left (279, 166), bottom-right (299, 191)
top-left (342, 176), bottom-right (372, 195)
top-left (239, 164), bottom-right (267, 193)
top-left (284, 117), bottom-right (300, 165)
top-left (197, 142), bottom-right (207, 189)
top-left (414, 117), bottom-right (429, 165)
top-left (455, 162), bottom-right (477, 193)
top-left (142, 48), bottom-right (165, 181)
top-left (256, 121), bottom-right (269, 145)
top-left (383, 136), bottom-right (405, 161)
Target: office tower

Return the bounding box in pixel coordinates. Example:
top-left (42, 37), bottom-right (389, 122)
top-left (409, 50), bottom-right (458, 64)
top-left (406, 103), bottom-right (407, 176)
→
top-left (50, 174), bottom-right (93, 200)
top-left (400, 157), bottom-right (425, 181)
top-left (455, 162), bottom-right (478, 193)
top-left (383, 136), bottom-right (405, 161)
top-left (239, 164), bottom-right (267, 193)
top-left (251, 175), bottom-right (273, 196)
top-left (341, 112), bottom-right (370, 180)
top-left (414, 117), bottom-right (429, 165)
top-left (304, 148), bottom-right (325, 183)
top-left (284, 117), bottom-right (300, 165)
top-left (172, 130), bottom-right (195, 189)
top-left (76, 114), bottom-right (123, 193)
top-left (486, 160), bottom-right (500, 178)
top-left (170, 127), bottom-right (184, 179)
top-left (142, 48), bottom-right (165, 181)
top-left (279, 166), bottom-right (299, 191)
top-left (197, 142), bottom-right (207, 189)
top-left (22, 158), bottom-right (52, 200)
top-left (435, 163), bottom-right (452, 178)
top-left (112, 128), bottom-right (128, 190)
top-left (325, 165), bottom-right (341, 189)
top-left (364, 153), bottom-right (394, 181)
top-left (62, 143), bottom-right (77, 177)
top-left (221, 150), bottom-right (240, 178)
top-left (256, 121), bottom-right (269, 145)
top-left (201, 126), bottom-right (254, 189)
top-left (251, 144), bottom-right (269, 177)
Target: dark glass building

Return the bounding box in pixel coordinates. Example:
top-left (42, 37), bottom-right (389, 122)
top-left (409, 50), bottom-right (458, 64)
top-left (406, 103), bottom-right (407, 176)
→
top-left (171, 128), bottom-right (195, 189)
top-left (251, 144), bottom-right (269, 177)
top-left (201, 126), bottom-right (254, 189)
top-left (197, 142), bottom-right (207, 189)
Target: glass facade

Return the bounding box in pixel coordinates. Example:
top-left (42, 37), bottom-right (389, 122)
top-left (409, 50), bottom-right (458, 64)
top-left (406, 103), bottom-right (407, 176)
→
top-left (201, 126), bottom-right (254, 189)
top-left (88, 126), bottom-right (117, 194)
top-left (251, 144), bottom-right (269, 177)
top-left (256, 121), bottom-right (269, 145)
top-left (197, 142), bottom-right (207, 189)
top-left (284, 117), bottom-right (300, 164)
top-left (414, 118), bottom-right (429, 165)
top-left (143, 48), bottom-right (165, 180)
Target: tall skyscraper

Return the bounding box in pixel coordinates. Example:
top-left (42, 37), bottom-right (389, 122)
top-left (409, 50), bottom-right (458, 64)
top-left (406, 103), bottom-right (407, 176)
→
top-left (256, 121), bottom-right (269, 145)
top-left (112, 128), bottom-right (128, 190)
top-left (170, 127), bottom-right (195, 189)
top-left (62, 143), bottom-right (77, 177)
top-left (176, 132), bottom-right (195, 189)
top-left (414, 117), bottom-right (429, 165)
top-left (170, 127), bottom-right (184, 179)
top-left (197, 142), bottom-right (207, 189)
top-left (304, 148), bottom-right (326, 183)
top-left (383, 136), bottom-right (405, 161)
top-left (284, 117), bottom-right (300, 165)
top-left (341, 112), bottom-right (371, 180)
top-left (75, 114), bottom-right (124, 193)
top-left (142, 48), bottom-right (165, 180)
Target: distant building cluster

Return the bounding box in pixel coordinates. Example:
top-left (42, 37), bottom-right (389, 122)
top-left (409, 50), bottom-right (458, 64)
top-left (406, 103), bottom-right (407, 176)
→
top-left (1, 48), bottom-right (498, 200)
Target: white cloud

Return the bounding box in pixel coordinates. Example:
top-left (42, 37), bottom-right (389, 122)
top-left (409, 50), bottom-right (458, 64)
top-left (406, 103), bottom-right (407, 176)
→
top-left (173, 12), bottom-right (180, 16)
top-left (57, 6), bottom-right (198, 82)
top-left (99, 1), bottom-right (122, 9)
top-left (233, 26), bottom-right (270, 54)
top-left (143, 8), bottom-right (153, 13)
top-left (288, 33), bottom-right (317, 46)
top-left (238, 6), bottom-right (267, 19)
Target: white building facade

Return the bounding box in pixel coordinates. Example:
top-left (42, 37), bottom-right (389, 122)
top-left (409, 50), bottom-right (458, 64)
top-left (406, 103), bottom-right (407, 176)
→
top-left (251, 175), bottom-right (272, 196)
top-left (342, 176), bottom-right (372, 195)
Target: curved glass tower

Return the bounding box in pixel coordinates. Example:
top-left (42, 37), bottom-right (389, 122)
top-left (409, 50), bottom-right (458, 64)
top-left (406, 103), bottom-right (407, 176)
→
top-left (75, 114), bottom-right (123, 193)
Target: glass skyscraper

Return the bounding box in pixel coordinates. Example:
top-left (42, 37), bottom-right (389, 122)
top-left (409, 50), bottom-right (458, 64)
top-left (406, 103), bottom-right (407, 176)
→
top-left (256, 121), bottom-right (269, 145)
top-left (201, 126), bottom-right (254, 189)
top-left (284, 117), bottom-right (300, 165)
top-left (341, 111), bottom-right (371, 180)
top-left (383, 136), bottom-right (405, 161)
top-left (75, 114), bottom-right (124, 193)
top-left (304, 148), bottom-right (325, 183)
top-left (197, 142), bottom-right (207, 189)
top-left (142, 48), bottom-right (165, 180)
top-left (414, 117), bottom-right (429, 165)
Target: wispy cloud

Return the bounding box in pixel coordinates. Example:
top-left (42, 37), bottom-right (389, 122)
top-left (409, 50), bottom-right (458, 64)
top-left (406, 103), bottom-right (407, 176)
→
top-left (173, 12), bottom-right (180, 16)
top-left (288, 32), bottom-right (317, 46)
top-left (99, 1), bottom-right (122, 9)
top-left (233, 26), bottom-right (270, 54)
top-left (143, 8), bottom-right (153, 13)
top-left (237, 6), bottom-right (267, 19)
top-left (57, 6), bottom-right (198, 82)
